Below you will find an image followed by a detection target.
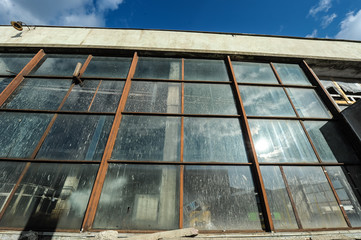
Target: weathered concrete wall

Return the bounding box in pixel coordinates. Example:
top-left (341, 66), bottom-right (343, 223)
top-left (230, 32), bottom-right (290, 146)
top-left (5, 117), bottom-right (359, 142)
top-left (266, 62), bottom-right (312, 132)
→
top-left (1, 26), bottom-right (361, 61)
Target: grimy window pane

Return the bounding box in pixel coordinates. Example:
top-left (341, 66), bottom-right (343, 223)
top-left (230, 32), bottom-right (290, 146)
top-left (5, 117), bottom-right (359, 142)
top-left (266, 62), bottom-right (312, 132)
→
top-left (83, 56), bottom-right (131, 78)
top-left (134, 57), bottom-right (181, 80)
top-left (283, 166), bottom-right (347, 229)
top-left (36, 115), bottom-right (113, 160)
top-left (273, 63), bottom-right (311, 86)
top-left (183, 118), bottom-right (248, 163)
top-left (239, 86), bottom-right (296, 116)
top-left (249, 120), bottom-right (318, 163)
top-left (0, 112), bottom-right (53, 158)
top-left (30, 55), bottom-right (87, 76)
top-left (287, 88), bottom-right (332, 118)
top-left (345, 166), bottom-right (361, 198)
top-left (111, 116), bottom-right (180, 161)
top-left (125, 81), bottom-right (181, 113)
top-left (326, 167), bottom-right (361, 227)
top-left (233, 62), bottom-right (279, 84)
top-left (0, 162), bottom-right (26, 212)
top-left (0, 77), bottom-right (12, 93)
top-left (0, 54), bottom-right (33, 75)
top-left (184, 166), bottom-right (262, 230)
top-left (260, 166), bottom-right (298, 229)
top-left (304, 121), bottom-right (360, 163)
top-left (93, 164), bottom-right (179, 230)
top-left (184, 59), bottom-right (229, 81)
top-left (1, 78), bottom-right (72, 110)
top-left (90, 80), bottom-right (125, 112)
top-left (184, 83), bottom-right (238, 115)
top-left (0, 163), bottom-right (98, 230)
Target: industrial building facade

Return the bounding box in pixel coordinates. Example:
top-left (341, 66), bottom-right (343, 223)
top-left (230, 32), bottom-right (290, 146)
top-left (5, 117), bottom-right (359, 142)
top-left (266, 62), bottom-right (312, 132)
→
top-left (0, 26), bottom-right (360, 234)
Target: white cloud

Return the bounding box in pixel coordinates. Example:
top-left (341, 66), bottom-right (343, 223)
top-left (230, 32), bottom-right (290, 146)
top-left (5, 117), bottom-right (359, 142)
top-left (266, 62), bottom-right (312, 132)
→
top-left (306, 29), bottom-right (318, 38)
top-left (336, 10), bottom-right (361, 40)
top-left (0, 0), bottom-right (125, 27)
top-left (309, 0), bottom-right (332, 17)
top-left (321, 13), bottom-right (337, 28)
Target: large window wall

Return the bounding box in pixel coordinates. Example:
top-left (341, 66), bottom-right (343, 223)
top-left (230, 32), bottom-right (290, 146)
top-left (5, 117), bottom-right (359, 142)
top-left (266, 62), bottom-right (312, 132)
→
top-left (0, 50), bottom-right (360, 233)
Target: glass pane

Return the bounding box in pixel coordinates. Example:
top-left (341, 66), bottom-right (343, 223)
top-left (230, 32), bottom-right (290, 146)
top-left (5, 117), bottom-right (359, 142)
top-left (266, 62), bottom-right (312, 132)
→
top-left (0, 54), bottom-right (33, 75)
top-left (83, 56), bottom-right (131, 78)
top-left (326, 167), bottom-right (361, 227)
top-left (93, 164), bottom-right (179, 230)
top-left (30, 55), bottom-right (87, 76)
top-left (36, 115), bottom-right (113, 160)
top-left (304, 121), bottom-right (360, 163)
top-left (0, 162), bottom-right (26, 212)
top-left (90, 81), bottom-right (125, 112)
top-left (249, 119), bottom-right (318, 163)
top-left (61, 80), bottom-right (100, 111)
top-left (233, 62), bottom-right (278, 84)
top-left (0, 112), bottom-right (53, 158)
top-left (184, 118), bottom-right (248, 163)
top-left (184, 83), bottom-right (238, 115)
top-left (0, 163), bottom-right (98, 230)
top-left (1, 78), bottom-right (72, 110)
top-left (287, 88), bottom-right (331, 118)
top-left (111, 116), bottom-right (180, 161)
top-left (134, 57), bottom-right (181, 80)
top-left (184, 59), bottom-right (229, 81)
top-left (0, 78), bottom-right (12, 93)
top-left (273, 63), bottom-right (311, 86)
top-left (184, 166), bottom-right (262, 230)
top-left (239, 86), bottom-right (295, 116)
top-left (345, 166), bottom-right (361, 198)
top-left (260, 166), bottom-right (298, 229)
top-left (283, 166), bottom-right (347, 229)
top-left (125, 81), bottom-right (181, 113)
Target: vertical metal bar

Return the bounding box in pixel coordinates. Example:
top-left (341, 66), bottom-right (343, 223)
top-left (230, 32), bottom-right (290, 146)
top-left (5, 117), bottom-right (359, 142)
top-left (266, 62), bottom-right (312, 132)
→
top-left (0, 49), bottom-right (46, 106)
top-left (226, 56), bottom-right (274, 232)
top-left (272, 62), bottom-right (352, 228)
top-left (279, 166), bottom-right (303, 229)
top-left (81, 52), bottom-right (138, 231)
top-left (179, 58), bottom-right (185, 228)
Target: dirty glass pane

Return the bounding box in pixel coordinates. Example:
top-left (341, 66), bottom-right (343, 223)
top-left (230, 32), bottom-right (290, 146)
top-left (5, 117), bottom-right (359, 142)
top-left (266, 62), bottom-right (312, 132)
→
top-left (184, 59), bottom-right (229, 81)
top-left (326, 167), bottom-right (361, 227)
top-left (36, 115), bottom-right (113, 160)
top-left (134, 57), bottom-right (181, 80)
top-left (184, 166), bottom-right (262, 230)
top-left (90, 81), bottom-right (125, 112)
top-left (233, 62), bottom-right (278, 84)
top-left (30, 55), bottom-right (87, 76)
top-left (249, 119), bottom-right (318, 163)
top-left (260, 166), bottom-right (298, 229)
top-left (304, 121), bottom-right (360, 163)
top-left (111, 116), bottom-right (180, 161)
top-left (93, 164), bottom-right (179, 230)
top-left (0, 162), bottom-right (26, 212)
top-left (273, 63), bottom-right (311, 86)
top-left (345, 166), bottom-right (361, 197)
top-left (0, 112), bottom-right (52, 158)
top-left (0, 54), bottom-right (33, 75)
top-left (83, 56), bottom-right (131, 78)
top-left (0, 78), bottom-right (12, 93)
top-left (283, 166), bottom-right (347, 229)
top-left (239, 86), bottom-right (295, 116)
top-left (287, 88), bottom-right (331, 118)
top-left (1, 78), bottom-right (72, 110)
top-left (0, 163), bottom-right (98, 230)
top-left (184, 118), bottom-right (248, 163)
top-left (125, 81), bottom-right (181, 113)
top-left (61, 80), bottom-right (99, 111)
top-left (184, 83), bottom-right (238, 115)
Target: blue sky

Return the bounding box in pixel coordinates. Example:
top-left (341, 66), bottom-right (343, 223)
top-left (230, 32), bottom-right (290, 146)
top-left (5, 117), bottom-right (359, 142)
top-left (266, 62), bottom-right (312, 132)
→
top-left (1, 0), bottom-right (361, 40)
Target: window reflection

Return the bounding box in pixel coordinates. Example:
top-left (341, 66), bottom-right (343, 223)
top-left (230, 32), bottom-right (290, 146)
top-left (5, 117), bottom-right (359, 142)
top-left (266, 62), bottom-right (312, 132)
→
top-left (233, 62), bottom-right (278, 84)
top-left (0, 54), bottom-right (33, 75)
top-left (30, 55), bottom-right (87, 76)
top-left (83, 56), bottom-right (131, 78)
top-left (0, 163), bottom-right (97, 230)
top-left (134, 57), bottom-right (181, 80)
top-left (184, 166), bottom-right (263, 230)
top-left (184, 59), bottom-right (229, 81)
top-left (273, 63), bottom-right (311, 86)
top-left (93, 164), bottom-right (179, 230)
